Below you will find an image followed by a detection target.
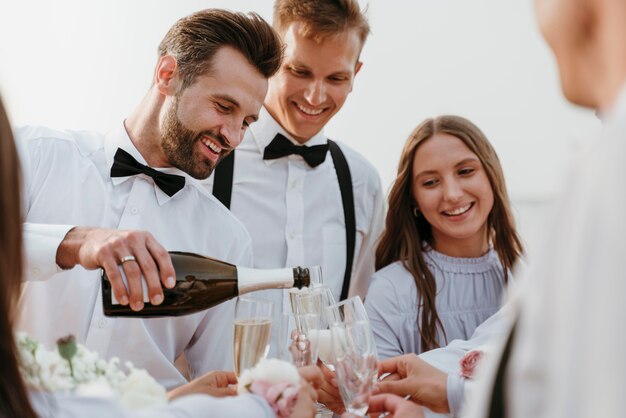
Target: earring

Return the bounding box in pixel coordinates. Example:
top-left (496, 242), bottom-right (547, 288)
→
top-left (413, 207), bottom-right (421, 217)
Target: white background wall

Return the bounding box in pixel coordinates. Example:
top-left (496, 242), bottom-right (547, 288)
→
top-left (0, 0), bottom-right (601, 255)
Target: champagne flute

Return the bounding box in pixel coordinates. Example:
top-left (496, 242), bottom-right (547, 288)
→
top-left (233, 297), bottom-right (273, 376)
top-left (326, 296), bottom-right (378, 417)
top-left (290, 287), bottom-right (336, 417)
top-left (276, 310), bottom-right (321, 367)
top-left (300, 287), bottom-right (336, 368)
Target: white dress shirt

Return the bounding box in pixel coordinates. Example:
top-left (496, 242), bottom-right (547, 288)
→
top-left (17, 123), bottom-right (253, 389)
top-left (204, 107), bottom-right (385, 355)
top-left (463, 85), bottom-right (626, 418)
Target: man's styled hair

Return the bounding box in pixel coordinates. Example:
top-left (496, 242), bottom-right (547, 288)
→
top-left (273, 0), bottom-right (370, 47)
top-left (158, 9), bottom-right (284, 89)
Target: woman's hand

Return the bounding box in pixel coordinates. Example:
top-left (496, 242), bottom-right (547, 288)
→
top-left (375, 354), bottom-right (449, 413)
top-left (168, 370), bottom-right (237, 400)
top-left (315, 361), bottom-right (346, 414)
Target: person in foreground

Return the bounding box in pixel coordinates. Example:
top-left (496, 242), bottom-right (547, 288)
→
top-left (366, 115), bottom-right (523, 359)
top-left (357, 0), bottom-right (626, 416)
top-left (205, 0), bottom-right (385, 357)
top-left (18, 9), bottom-right (283, 389)
top-left (0, 95), bottom-right (321, 417)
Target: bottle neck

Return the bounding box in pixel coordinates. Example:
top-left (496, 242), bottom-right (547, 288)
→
top-left (237, 266), bottom-right (302, 294)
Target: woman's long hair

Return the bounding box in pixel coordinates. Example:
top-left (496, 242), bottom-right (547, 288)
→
top-left (375, 115), bottom-right (524, 351)
top-left (0, 97), bottom-right (37, 418)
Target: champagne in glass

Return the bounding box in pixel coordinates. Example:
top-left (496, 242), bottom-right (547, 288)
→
top-left (233, 297), bottom-right (273, 376)
top-left (309, 328), bottom-right (333, 365)
top-left (294, 287), bottom-right (335, 364)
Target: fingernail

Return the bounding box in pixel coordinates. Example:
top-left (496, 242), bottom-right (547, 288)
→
top-left (131, 302), bottom-right (144, 311)
top-left (166, 276), bottom-right (175, 288)
top-left (120, 295), bottom-right (129, 306)
top-left (152, 294), bottom-right (163, 305)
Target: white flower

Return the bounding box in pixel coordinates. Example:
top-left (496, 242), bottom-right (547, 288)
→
top-left (75, 378), bottom-right (116, 398)
top-left (237, 358), bottom-right (300, 394)
top-left (118, 369), bottom-right (168, 410)
top-left (16, 333), bottom-right (167, 410)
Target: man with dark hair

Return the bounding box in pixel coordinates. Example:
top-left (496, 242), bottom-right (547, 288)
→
top-left (18, 9), bottom-right (282, 389)
top-left (207, 0), bottom-right (384, 357)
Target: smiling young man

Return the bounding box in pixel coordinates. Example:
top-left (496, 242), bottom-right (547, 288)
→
top-left (17, 9), bottom-right (283, 390)
top-left (207, 0), bottom-right (385, 357)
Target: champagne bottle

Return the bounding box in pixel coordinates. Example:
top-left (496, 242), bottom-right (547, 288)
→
top-left (101, 251), bottom-right (321, 318)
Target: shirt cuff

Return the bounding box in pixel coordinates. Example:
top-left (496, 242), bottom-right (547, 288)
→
top-left (23, 223), bottom-right (75, 281)
top-left (447, 373), bottom-right (466, 418)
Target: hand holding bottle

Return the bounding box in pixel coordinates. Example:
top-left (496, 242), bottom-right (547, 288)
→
top-left (56, 226), bottom-right (175, 311)
top-left (102, 251), bottom-right (321, 318)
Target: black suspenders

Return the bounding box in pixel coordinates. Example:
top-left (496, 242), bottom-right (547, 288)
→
top-left (327, 140), bottom-right (356, 301)
top-left (211, 140), bottom-right (356, 301)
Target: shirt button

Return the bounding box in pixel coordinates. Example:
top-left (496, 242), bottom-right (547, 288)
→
top-left (130, 207), bottom-right (139, 215)
top-left (30, 267), bottom-right (41, 277)
top-left (289, 230), bottom-right (296, 239)
top-left (97, 318), bottom-right (107, 328)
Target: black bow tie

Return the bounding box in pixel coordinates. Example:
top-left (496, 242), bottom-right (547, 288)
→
top-left (110, 148), bottom-right (186, 197)
top-left (263, 133), bottom-right (329, 168)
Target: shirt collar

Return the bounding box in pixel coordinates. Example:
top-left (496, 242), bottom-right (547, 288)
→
top-left (249, 107), bottom-right (328, 166)
top-left (104, 121), bottom-right (196, 205)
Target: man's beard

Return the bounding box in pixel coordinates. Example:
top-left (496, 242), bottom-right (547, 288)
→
top-left (160, 97), bottom-right (229, 180)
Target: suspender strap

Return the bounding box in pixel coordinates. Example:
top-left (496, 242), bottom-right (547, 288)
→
top-left (328, 140), bottom-right (356, 301)
top-left (488, 322), bottom-right (517, 418)
top-left (210, 141), bottom-right (356, 301)
top-left (212, 151), bottom-right (235, 208)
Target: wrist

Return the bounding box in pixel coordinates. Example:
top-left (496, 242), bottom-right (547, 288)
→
top-left (433, 372), bottom-right (451, 413)
top-left (419, 371), bottom-right (450, 413)
top-left (55, 226), bottom-right (84, 270)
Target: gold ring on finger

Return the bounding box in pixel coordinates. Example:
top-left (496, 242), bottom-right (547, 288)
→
top-left (120, 255), bottom-right (136, 264)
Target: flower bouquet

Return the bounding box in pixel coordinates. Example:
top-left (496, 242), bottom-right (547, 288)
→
top-left (17, 332), bottom-right (167, 410)
top-left (237, 358), bottom-right (301, 418)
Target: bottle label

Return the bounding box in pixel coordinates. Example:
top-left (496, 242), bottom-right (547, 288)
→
top-left (110, 266), bottom-right (150, 305)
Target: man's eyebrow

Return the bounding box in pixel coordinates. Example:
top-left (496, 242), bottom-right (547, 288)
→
top-left (214, 94), bottom-right (240, 109)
